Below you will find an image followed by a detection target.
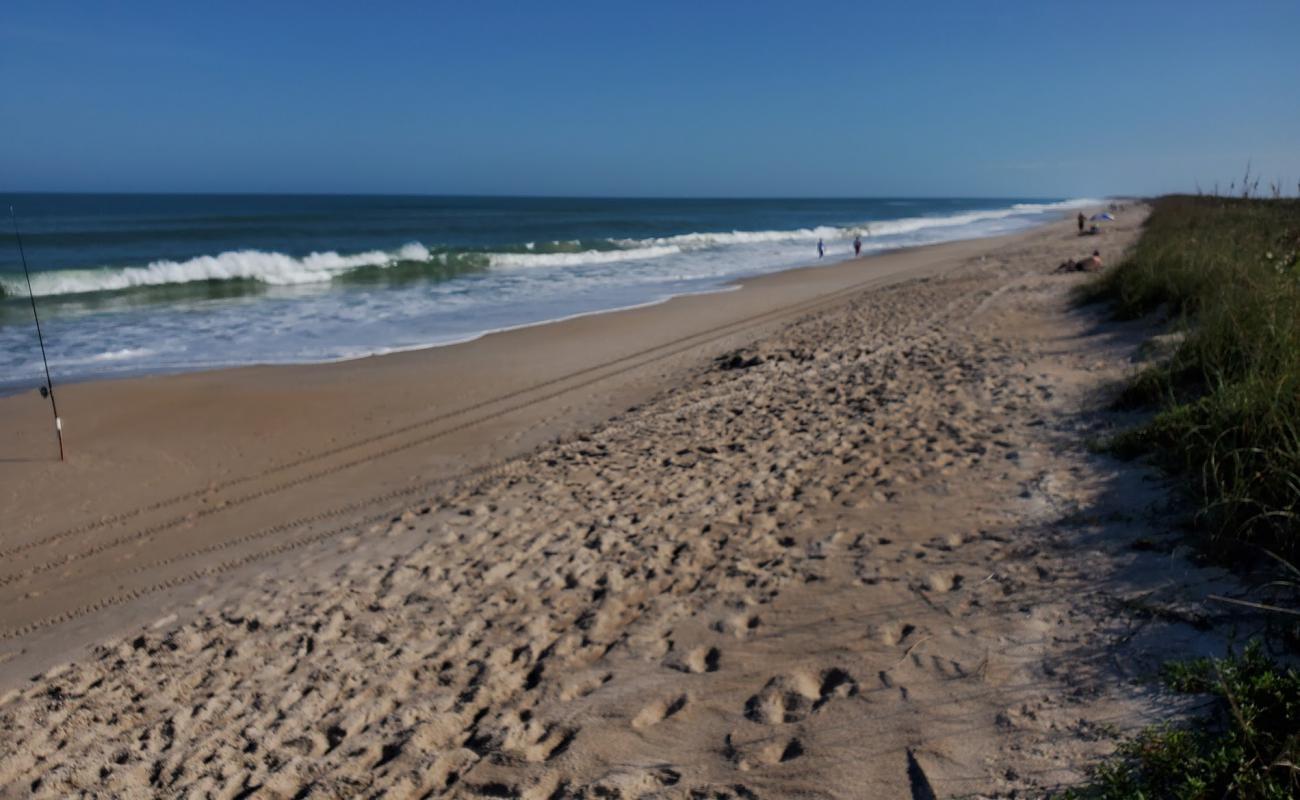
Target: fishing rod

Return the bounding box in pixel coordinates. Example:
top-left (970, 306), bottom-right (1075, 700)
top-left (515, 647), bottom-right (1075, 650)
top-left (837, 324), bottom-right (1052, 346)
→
top-left (10, 206), bottom-right (65, 461)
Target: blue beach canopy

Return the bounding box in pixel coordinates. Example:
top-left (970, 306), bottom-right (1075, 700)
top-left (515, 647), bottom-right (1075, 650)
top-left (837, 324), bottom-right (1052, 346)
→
top-left (1090, 212), bottom-right (1115, 221)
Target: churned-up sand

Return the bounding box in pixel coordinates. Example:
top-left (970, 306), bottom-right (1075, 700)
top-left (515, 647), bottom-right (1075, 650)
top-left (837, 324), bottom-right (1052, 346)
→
top-left (0, 207), bottom-right (1255, 797)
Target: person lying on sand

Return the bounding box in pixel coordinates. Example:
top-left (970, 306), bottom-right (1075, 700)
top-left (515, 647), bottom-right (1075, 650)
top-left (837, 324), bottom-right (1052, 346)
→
top-left (1055, 250), bottom-right (1102, 273)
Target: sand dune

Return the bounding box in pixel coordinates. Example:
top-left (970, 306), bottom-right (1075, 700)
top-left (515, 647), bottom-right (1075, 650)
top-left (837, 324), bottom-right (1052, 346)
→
top-left (0, 206), bottom-right (1252, 797)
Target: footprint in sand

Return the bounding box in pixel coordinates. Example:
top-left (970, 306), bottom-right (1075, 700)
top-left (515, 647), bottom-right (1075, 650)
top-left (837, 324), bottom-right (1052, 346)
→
top-left (664, 645), bottom-right (720, 674)
top-left (522, 725), bottom-right (578, 763)
top-left (743, 667), bottom-right (859, 724)
top-left (926, 532), bottom-right (970, 551)
top-left (871, 621), bottom-right (917, 647)
top-left (586, 765), bottom-right (683, 794)
top-left (877, 670), bottom-right (911, 700)
top-left (559, 671), bottom-right (613, 702)
top-left (925, 572), bottom-right (964, 593)
top-left (724, 732), bottom-right (806, 770)
top-left (711, 612), bottom-right (761, 639)
top-left (632, 693), bottom-right (689, 730)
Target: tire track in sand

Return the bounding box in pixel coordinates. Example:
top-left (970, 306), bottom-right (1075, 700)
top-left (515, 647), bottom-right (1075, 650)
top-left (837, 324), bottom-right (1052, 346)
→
top-left (0, 259), bottom-right (990, 640)
top-left (1, 262), bottom-right (962, 576)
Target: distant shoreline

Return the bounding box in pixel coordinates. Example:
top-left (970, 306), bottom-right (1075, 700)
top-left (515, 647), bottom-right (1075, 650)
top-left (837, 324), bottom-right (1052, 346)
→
top-left (1, 199), bottom-right (1100, 393)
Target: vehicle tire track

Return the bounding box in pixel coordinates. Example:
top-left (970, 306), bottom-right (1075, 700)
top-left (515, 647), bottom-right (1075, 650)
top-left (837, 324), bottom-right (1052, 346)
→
top-left (1, 264), bottom-right (941, 571)
top-left (0, 262), bottom-right (986, 637)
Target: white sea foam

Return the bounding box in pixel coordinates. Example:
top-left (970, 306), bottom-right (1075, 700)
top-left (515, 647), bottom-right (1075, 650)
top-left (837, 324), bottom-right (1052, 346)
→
top-left (488, 245), bottom-right (681, 268)
top-left (89, 347), bottom-right (155, 362)
top-left (616, 198), bottom-right (1103, 248)
top-left (613, 225), bottom-right (849, 249)
top-left (1011, 198), bottom-right (1102, 212)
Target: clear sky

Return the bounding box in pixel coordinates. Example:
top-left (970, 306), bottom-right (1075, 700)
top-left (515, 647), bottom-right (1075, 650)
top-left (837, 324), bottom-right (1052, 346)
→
top-left (3, 0), bottom-right (1297, 198)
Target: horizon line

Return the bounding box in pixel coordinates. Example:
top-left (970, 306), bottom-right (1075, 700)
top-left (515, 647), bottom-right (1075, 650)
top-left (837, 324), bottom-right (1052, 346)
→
top-left (0, 189), bottom-right (1117, 202)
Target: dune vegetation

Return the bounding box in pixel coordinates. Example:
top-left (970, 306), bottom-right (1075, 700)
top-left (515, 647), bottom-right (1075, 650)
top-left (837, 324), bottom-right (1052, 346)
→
top-left (1072, 193), bottom-right (1300, 799)
top-left (1082, 194), bottom-right (1300, 562)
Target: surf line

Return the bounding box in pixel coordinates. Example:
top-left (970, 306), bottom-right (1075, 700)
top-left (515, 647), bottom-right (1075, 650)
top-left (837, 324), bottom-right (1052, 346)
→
top-left (10, 206), bottom-right (65, 461)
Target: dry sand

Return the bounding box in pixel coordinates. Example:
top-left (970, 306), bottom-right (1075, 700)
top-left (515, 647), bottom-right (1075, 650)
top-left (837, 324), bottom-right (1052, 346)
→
top-left (0, 208), bottom-right (1258, 797)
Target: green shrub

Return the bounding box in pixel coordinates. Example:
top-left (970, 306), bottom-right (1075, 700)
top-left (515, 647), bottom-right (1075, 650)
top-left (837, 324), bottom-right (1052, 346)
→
top-left (1064, 643), bottom-right (1300, 799)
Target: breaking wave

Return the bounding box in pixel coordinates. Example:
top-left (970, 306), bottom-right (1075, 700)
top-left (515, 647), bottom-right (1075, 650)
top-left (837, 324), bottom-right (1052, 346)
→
top-left (3, 243), bottom-right (432, 298)
top-left (487, 245), bottom-right (681, 268)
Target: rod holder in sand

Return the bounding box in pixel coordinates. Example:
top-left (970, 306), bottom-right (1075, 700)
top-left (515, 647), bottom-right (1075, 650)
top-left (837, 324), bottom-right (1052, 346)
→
top-left (11, 207), bottom-right (65, 462)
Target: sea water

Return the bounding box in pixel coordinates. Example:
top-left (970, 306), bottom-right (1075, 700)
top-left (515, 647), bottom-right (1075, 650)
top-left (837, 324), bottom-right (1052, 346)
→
top-left (0, 194), bottom-right (1098, 390)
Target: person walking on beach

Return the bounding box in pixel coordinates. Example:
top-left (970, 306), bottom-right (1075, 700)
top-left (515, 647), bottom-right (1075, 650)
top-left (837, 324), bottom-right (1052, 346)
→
top-left (817, 238), bottom-right (825, 259)
top-left (853, 235), bottom-right (862, 257)
top-left (1077, 212), bottom-right (1086, 233)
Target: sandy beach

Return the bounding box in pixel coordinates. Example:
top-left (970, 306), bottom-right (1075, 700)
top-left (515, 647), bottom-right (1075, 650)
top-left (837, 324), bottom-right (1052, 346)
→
top-left (0, 225), bottom-right (1082, 679)
top-left (0, 208), bottom-right (1253, 797)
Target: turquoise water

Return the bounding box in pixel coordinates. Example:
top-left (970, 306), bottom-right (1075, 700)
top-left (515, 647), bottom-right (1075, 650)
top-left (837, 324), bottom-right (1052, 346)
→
top-left (0, 193), bottom-right (1096, 390)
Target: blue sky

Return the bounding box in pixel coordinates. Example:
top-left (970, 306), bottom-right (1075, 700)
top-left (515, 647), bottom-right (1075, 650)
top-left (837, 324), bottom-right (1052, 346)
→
top-left (2, 0), bottom-right (1297, 197)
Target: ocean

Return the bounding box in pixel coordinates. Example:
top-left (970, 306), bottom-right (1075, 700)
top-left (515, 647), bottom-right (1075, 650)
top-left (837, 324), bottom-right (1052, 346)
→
top-left (0, 194), bottom-right (1096, 391)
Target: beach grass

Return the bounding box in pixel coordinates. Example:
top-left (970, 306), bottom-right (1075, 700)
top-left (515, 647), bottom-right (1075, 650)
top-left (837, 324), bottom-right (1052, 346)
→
top-left (1079, 194), bottom-right (1300, 563)
top-left (1069, 194), bottom-right (1300, 798)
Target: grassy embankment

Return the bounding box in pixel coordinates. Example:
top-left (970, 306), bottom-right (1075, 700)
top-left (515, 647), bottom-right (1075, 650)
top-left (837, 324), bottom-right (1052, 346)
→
top-left (1068, 195), bottom-right (1300, 798)
top-left (1081, 195), bottom-right (1300, 561)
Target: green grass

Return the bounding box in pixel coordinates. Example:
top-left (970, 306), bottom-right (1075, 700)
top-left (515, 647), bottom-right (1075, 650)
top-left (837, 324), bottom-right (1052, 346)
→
top-left (1068, 196), bottom-right (1300, 799)
top-left (1081, 195), bottom-right (1300, 562)
top-left (1063, 643), bottom-right (1300, 800)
